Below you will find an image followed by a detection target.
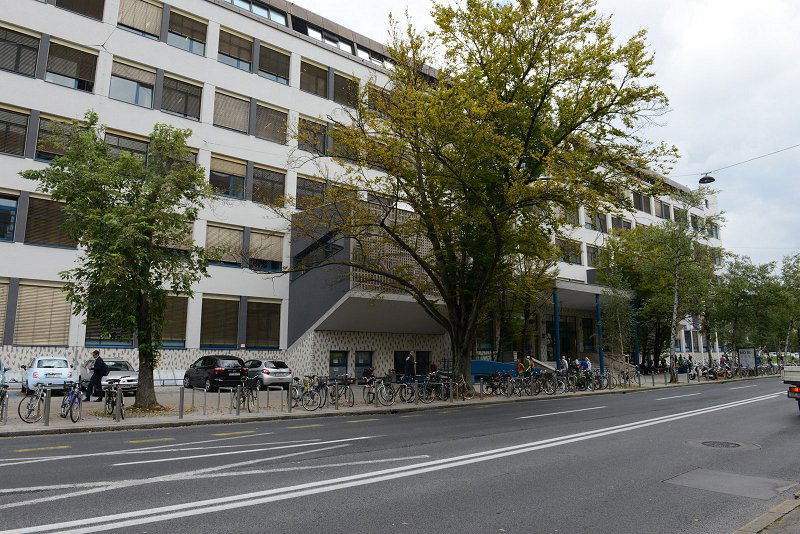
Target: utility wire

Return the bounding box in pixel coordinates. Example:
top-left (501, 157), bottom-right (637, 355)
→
top-left (669, 142), bottom-right (800, 178)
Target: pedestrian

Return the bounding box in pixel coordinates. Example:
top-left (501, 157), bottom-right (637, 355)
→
top-left (404, 352), bottom-right (415, 382)
top-left (516, 357), bottom-right (525, 377)
top-left (84, 350), bottom-right (108, 402)
top-left (523, 355), bottom-right (533, 378)
top-left (559, 355), bottom-right (568, 372)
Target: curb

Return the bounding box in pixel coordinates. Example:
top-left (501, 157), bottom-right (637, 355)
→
top-left (732, 493), bottom-right (800, 533)
top-left (0, 374), bottom-right (779, 438)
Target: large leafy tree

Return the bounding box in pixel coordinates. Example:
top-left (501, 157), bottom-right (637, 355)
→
top-left (22, 112), bottom-right (209, 409)
top-left (289, 0), bottom-right (674, 377)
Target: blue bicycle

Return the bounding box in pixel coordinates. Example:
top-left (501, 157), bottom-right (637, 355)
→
top-left (59, 381), bottom-right (82, 423)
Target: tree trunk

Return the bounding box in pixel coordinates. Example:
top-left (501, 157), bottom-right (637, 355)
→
top-left (451, 327), bottom-right (473, 382)
top-left (783, 320), bottom-right (794, 365)
top-left (669, 269), bottom-right (680, 383)
top-left (134, 292), bottom-right (161, 409)
top-left (492, 308), bottom-right (501, 362)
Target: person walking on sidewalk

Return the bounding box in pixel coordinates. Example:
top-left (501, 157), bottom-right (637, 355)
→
top-left (84, 350), bottom-right (108, 402)
top-left (403, 352), bottom-right (416, 383)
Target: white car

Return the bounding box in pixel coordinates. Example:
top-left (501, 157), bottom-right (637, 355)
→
top-left (21, 357), bottom-right (75, 393)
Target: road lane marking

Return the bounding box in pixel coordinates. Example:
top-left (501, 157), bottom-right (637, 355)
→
top-left (286, 424), bottom-right (323, 429)
top-left (730, 384), bottom-right (758, 390)
top-left (517, 406), bottom-right (607, 419)
top-left (655, 393), bottom-right (702, 401)
top-left (126, 438), bottom-right (175, 444)
top-left (211, 430), bottom-right (255, 437)
top-left (10, 392), bottom-right (782, 534)
top-left (14, 446), bottom-right (70, 453)
top-left (112, 436), bottom-right (377, 466)
top-left (399, 415), bottom-right (420, 418)
top-left (347, 419), bottom-right (378, 423)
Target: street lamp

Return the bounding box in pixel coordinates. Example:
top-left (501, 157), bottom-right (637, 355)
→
top-left (699, 174), bottom-right (715, 184)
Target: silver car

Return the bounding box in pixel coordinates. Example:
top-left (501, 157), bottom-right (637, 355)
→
top-left (244, 359), bottom-right (293, 389)
top-left (79, 359), bottom-right (139, 394)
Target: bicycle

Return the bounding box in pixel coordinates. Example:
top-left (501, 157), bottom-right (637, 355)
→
top-left (18, 383), bottom-right (47, 424)
top-left (328, 375), bottom-right (355, 407)
top-left (291, 377), bottom-right (322, 411)
top-left (236, 376), bottom-right (260, 413)
top-left (375, 377), bottom-right (397, 406)
top-left (59, 381), bottom-right (82, 423)
top-left (103, 378), bottom-right (128, 419)
top-left (452, 375), bottom-right (475, 400)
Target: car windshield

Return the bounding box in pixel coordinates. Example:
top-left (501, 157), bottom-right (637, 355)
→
top-left (107, 361), bottom-right (133, 371)
top-left (265, 361), bottom-right (289, 369)
top-left (37, 359), bottom-right (69, 369)
top-left (219, 359), bottom-right (244, 368)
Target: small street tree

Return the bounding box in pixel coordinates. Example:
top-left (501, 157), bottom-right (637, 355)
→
top-left (21, 112), bottom-right (210, 409)
top-left (287, 0), bottom-right (675, 378)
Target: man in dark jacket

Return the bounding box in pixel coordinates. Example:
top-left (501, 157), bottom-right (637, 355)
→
top-left (403, 352), bottom-right (416, 381)
top-left (84, 350), bottom-right (108, 401)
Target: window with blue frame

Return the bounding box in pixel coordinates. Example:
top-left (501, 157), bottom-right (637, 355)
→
top-left (218, 30), bottom-right (252, 71)
top-left (0, 196), bottom-right (17, 241)
top-left (45, 43), bottom-right (96, 92)
top-left (209, 157), bottom-right (246, 199)
top-left (167, 11), bottom-right (206, 56)
top-left (248, 230), bottom-right (283, 273)
top-left (161, 296), bottom-right (188, 348)
top-left (0, 108), bottom-right (28, 156)
top-left (245, 300), bottom-right (280, 349)
top-left (200, 297), bottom-right (239, 349)
top-left (84, 313), bottom-right (133, 347)
top-left (117, 0), bottom-right (162, 39)
top-left (206, 224), bottom-right (244, 267)
top-left (109, 61), bottom-right (154, 108)
top-left (226, 0), bottom-right (287, 25)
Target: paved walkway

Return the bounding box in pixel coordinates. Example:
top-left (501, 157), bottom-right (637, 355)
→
top-left (0, 373), bottom-right (776, 436)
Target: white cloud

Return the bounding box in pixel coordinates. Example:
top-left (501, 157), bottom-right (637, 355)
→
top-left (292, 0), bottom-right (800, 264)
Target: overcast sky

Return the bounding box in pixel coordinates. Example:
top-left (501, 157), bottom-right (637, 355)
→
top-left (292, 0), bottom-right (800, 265)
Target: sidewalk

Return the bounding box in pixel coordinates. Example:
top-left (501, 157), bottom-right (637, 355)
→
top-left (733, 494), bottom-right (800, 533)
top-left (0, 373), bottom-right (778, 437)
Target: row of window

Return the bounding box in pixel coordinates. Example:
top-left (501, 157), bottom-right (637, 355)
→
top-left (555, 239), bottom-right (603, 267)
top-left (0, 281), bottom-right (281, 349)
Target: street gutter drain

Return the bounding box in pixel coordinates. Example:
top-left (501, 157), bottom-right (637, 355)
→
top-left (701, 441), bottom-right (741, 449)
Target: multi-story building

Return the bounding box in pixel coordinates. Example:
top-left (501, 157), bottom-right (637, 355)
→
top-left (0, 0), bottom-right (721, 379)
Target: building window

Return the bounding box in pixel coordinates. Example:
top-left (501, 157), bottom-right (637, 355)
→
top-left (611, 216), bottom-right (631, 231)
top-left (556, 238), bottom-right (581, 265)
top-left (581, 317), bottom-right (595, 351)
top-left (691, 214), bottom-right (702, 231)
top-left (161, 295), bottom-right (187, 348)
top-left (655, 199), bottom-right (671, 219)
top-left (0, 27), bottom-right (39, 77)
top-left (45, 43), bottom-right (97, 92)
top-left (298, 118), bottom-right (326, 155)
top-left (333, 73), bottom-right (358, 108)
top-left (584, 212), bottom-right (607, 233)
top-left (254, 104), bottom-right (287, 144)
top-left (226, 0), bottom-right (287, 25)
top-left (245, 300), bottom-right (280, 349)
top-left (105, 132), bottom-right (148, 160)
top-left (673, 207), bottom-right (687, 223)
top-left (117, 0), bottom-right (162, 39)
top-left (0, 195), bottom-right (17, 241)
top-left (563, 207), bottom-right (580, 227)
top-left (161, 76), bottom-right (202, 120)
top-left (0, 108), bottom-right (28, 156)
top-left (632, 192), bottom-right (651, 214)
top-left (586, 244), bottom-right (600, 267)
top-left (35, 119), bottom-right (65, 161)
top-left (303, 23), bottom-right (353, 54)
top-left (296, 177), bottom-right (325, 210)
top-left (248, 230), bottom-right (282, 272)
top-left (293, 231), bottom-right (342, 273)
top-left (13, 284), bottom-right (71, 346)
top-left (24, 197), bottom-right (77, 248)
top-left (213, 91), bottom-right (249, 133)
top-left (206, 223), bottom-right (244, 267)
top-left (683, 330), bottom-right (692, 353)
top-left (218, 30), bottom-right (252, 71)
top-left (708, 223), bottom-right (720, 239)
top-left (167, 11), bottom-right (206, 55)
top-left (355, 351), bottom-right (373, 377)
top-left (300, 61), bottom-right (327, 98)
top-left (252, 167), bottom-right (285, 206)
top-left (209, 157), bottom-right (246, 199)
top-left (84, 313), bottom-right (133, 347)
top-left (55, 0), bottom-right (105, 20)
top-left (109, 61), bottom-right (155, 108)
top-left (258, 45), bottom-right (289, 84)
top-left (200, 297), bottom-right (239, 349)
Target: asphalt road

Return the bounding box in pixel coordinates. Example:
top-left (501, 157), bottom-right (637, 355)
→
top-left (0, 377), bottom-right (797, 534)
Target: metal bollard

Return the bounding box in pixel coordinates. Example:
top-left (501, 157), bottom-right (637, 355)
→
top-left (638, 373), bottom-right (642, 388)
top-left (178, 387), bottom-right (185, 419)
top-left (217, 388), bottom-right (221, 412)
top-left (414, 381), bottom-right (419, 404)
top-left (202, 388), bottom-right (207, 416)
top-left (664, 371), bottom-right (668, 385)
top-left (43, 388), bottom-right (52, 426)
top-left (229, 388), bottom-right (235, 414)
top-left (280, 387), bottom-right (285, 411)
top-left (686, 369), bottom-right (690, 384)
top-left (114, 385), bottom-right (122, 422)
top-left (255, 387), bottom-right (260, 413)
top-left (2, 393), bottom-right (8, 425)
top-left (287, 385), bottom-right (292, 413)
top-left (235, 385), bottom-right (242, 416)
top-left (334, 378), bottom-right (339, 411)
top-left (449, 379), bottom-right (454, 403)
top-left (191, 387), bottom-right (195, 409)
top-left (479, 378), bottom-right (484, 400)
top-left (651, 372), bottom-right (655, 387)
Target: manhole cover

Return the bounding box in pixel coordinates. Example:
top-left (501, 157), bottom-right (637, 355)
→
top-left (701, 441), bottom-right (741, 448)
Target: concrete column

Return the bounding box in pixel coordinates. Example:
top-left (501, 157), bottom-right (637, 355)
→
top-left (248, 98), bottom-right (257, 136)
top-left (35, 34), bottom-right (50, 80)
top-left (153, 69), bottom-right (165, 111)
top-left (596, 294), bottom-right (604, 374)
top-left (241, 227), bottom-right (251, 268)
top-left (237, 296), bottom-right (248, 349)
top-left (94, 49), bottom-right (114, 98)
top-left (326, 67), bottom-right (335, 100)
top-left (553, 288), bottom-right (560, 369)
top-left (286, 110), bottom-right (299, 149)
top-left (68, 311), bottom-right (83, 348)
top-left (103, 0), bottom-right (121, 25)
top-left (2, 278), bottom-right (19, 346)
top-left (288, 52), bottom-right (301, 88)
top-left (13, 191), bottom-right (29, 243)
top-left (185, 294), bottom-right (202, 349)
top-left (284, 169), bottom-right (297, 209)
top-left (200, 83), bottom-right (216, 125)
top-left (251, 38), bottom-right (260, 74)
top-left (159, 3), bottom-right (171, 43)
top-left (245, 160), bottom-right (254, 201)
top-left (206, 20), bottom-right (221, 60)
top-left (24, 111), bottom-right (40, 159)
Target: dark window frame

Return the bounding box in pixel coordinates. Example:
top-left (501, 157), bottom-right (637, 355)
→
top-left (167, 11), bottom-right (206, 56)
top-left (0, 27), bottom-right (39, 77)
top-left (0, 108), bottom-right (28, 157)
top-left (0, 195), bottom-right (17, 242)
top-left (161, 76), bottom-right (202, 120)
top-left (217, 30), bottom-right (252, 72)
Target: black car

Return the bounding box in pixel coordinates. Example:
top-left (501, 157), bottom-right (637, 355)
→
top-left (183, 356), bottom-right (247, 391)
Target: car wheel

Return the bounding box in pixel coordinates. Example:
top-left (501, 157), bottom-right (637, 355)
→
top-left (205, 378), bottom-right (214, 392)
top-left (183, 376), bottom-right (191, 388)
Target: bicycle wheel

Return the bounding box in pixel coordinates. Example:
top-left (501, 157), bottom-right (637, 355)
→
top-left (60, 396), bottom-right (68, 418)
top-left (461, 381), bottom-right (475, 400)
top-left (70, 397), bottom-right (81, 423)
top-left (105, 395), bottom-right (114, 415)
top-left (247, 390), bottom-right (257, 413)
top-left (532, 377), bottom-right (543, 396)
top-left (18, 395), bottom-right (43, 424)
top-left (419, 383), bottom-right (435, 404)
top-left (376, 385), bottom-right (395, 406)
top-left (398, 384), bottom-right (414, 403)
top-left (302, 391), bottom-right (321, 411)
top-left (543, 376), bottom-right (557, 395)
top-left (343, 386), bottom-right (355, 407)
top-left (362, 386), bottom-right (375, 405)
